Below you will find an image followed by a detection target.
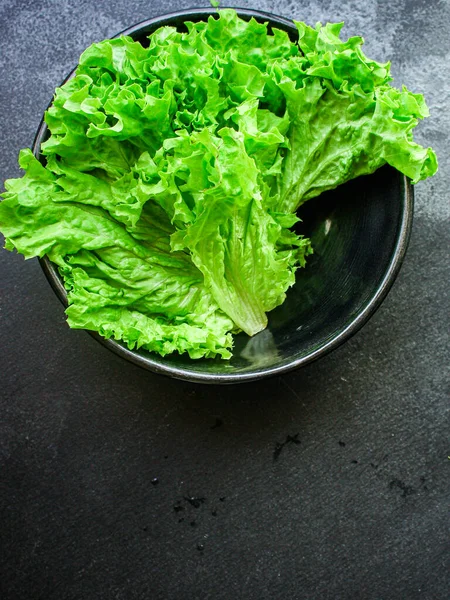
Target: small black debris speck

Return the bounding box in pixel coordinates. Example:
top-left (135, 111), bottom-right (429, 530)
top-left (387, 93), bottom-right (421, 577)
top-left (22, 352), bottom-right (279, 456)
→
top-left (219, 497), bottom-right (226, 502)
top-left (151, 477), bottom-right (159, 486)
top-left (197, 544), bottom-right (204, 551)
top-left (184, 496), bottom-right (206, 509)
top-left (211, 510), bottom-right (217, 517)
top-left (273, 442), bottom-right (284, 461)
top-left (173, 505), bottom-right (184, 513)
top-left (339, 441), bottom-right (346, 447)
top-left (143, 527), bottom-right (148, 532)
top-left (273, 442), bottom-right (283, 461)
top-left (190, 521), bottom-right (197, 527)
top-left (211, 418), bottom-right (223, 430)
top-left (273, 433), bottom-right (301, 461)
top-left (164, 455), bottom-right (168, 459)
top-left (419, 477), bottom-right (429, 491)
top-left (389, 479), bottom-right (415, 498)
top-left (178, 518), bottom-right (184, 523)
top-left (351, 460), bottom-right (358, 464)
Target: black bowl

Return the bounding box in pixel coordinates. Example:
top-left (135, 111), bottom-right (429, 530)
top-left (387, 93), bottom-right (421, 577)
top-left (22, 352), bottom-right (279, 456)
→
top-left (36, 8), bottom-right (413, 384)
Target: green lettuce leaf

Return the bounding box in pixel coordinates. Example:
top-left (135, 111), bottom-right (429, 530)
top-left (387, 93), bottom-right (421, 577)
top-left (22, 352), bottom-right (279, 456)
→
top-left (0, 150), bottom-right (234, 358)
top-left (167, 126), bottom-right (311, 335)
top-left (275, 21), bottom-right (438, 213)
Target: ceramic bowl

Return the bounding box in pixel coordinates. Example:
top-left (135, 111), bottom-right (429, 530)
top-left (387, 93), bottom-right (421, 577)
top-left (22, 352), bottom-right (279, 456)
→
top-left (36, 9), bottom-right (413, 383)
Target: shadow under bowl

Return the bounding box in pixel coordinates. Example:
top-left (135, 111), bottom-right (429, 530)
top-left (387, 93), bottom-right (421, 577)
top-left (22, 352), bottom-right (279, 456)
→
top-left (36, 8), bottom-right (414, 384)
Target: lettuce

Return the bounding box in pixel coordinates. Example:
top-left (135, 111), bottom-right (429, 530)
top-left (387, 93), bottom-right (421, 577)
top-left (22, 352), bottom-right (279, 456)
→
top-left (0, 10), bottom-right (437, 359)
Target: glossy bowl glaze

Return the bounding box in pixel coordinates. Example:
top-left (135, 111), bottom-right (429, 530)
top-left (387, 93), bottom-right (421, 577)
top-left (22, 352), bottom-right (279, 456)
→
top-left (36, 8), bottom-right (414, 383)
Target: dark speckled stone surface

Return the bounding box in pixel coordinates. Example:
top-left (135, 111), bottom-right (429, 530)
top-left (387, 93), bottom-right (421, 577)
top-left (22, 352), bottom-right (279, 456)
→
top-left (1, 1), bottom-right (449, 599)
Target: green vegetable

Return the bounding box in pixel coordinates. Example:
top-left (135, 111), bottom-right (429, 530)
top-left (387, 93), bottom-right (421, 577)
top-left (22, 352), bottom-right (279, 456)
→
top-left (0, 9), bottom-right (437, 359)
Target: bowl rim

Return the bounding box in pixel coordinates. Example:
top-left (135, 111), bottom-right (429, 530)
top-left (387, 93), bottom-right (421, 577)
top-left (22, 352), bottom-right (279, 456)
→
top-left (36, 7), bottom-right (414, 384)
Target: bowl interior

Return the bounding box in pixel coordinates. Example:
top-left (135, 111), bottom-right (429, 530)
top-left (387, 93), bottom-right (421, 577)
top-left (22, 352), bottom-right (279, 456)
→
top-left (37, 9), bottom-right (412, 382)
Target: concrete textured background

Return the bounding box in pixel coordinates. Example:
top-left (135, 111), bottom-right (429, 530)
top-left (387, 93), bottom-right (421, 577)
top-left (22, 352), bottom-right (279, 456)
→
top-left (0, 1), bottom-right (449, 599)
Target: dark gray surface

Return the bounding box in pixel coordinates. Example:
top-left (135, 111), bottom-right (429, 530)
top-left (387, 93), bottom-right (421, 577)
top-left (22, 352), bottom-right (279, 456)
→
top-left (1, 1), bottom-right (449, 599)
